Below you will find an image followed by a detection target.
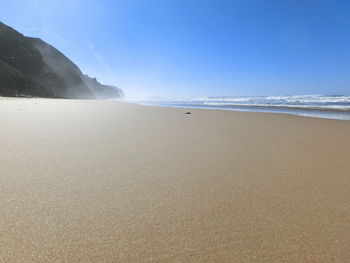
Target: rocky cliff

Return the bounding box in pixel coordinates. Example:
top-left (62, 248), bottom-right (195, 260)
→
top-left (0, 22), bottom-right (123, 99)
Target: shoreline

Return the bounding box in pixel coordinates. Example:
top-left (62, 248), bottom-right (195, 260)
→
top-left (133, 101), bottom-right (350, 121)
top-left (1, 98), bottom-right (350, 262)
top-left (3, 96), bottom-right (350, 121)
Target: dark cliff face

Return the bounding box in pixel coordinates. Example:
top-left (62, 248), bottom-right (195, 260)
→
top-left (0, 22), bottom-right (123, 99)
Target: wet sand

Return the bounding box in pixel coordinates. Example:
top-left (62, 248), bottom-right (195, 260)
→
top-left (1, 98), bottom-right (350, 262)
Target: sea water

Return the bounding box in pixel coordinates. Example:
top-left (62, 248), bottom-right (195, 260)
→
top-left (126, 95), bottom-right (350, 121)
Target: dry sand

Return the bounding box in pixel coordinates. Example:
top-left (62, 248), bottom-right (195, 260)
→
top-left (0, 98), bottom-right (350, 263)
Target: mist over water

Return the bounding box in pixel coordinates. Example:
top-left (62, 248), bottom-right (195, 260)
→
top-left (127, 95), bottom-right (350, 121)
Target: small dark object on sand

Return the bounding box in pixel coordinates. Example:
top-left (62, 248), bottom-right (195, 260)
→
top-left (185, 112), bottom-right (191, 114)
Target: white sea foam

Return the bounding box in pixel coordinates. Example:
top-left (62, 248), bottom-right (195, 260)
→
top-left (126, 95), bottom-right (350, 120)
top-left (202, 102), bottom-right (350, 110)
top-left (129, 95), bottom-right (350, 109)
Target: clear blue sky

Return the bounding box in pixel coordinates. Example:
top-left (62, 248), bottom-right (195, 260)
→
top-left (1, 0), bottom-right (350, 97)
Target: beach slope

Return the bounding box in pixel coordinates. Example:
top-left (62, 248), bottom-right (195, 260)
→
top-left (1, 98), bottom-right (350, 262)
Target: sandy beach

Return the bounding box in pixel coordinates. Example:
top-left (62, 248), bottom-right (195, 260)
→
top-left (1, 97), bottom-right (350, 263)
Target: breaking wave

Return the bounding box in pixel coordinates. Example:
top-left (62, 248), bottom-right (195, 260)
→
top-left (126, 95), bottom-right (350, 120)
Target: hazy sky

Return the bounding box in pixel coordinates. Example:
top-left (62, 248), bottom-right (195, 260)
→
top-left (1, 0), bottom-right (350, 97)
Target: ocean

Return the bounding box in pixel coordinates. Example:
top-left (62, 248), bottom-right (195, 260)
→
top-left (126, 95), bottom-right (350, 121)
